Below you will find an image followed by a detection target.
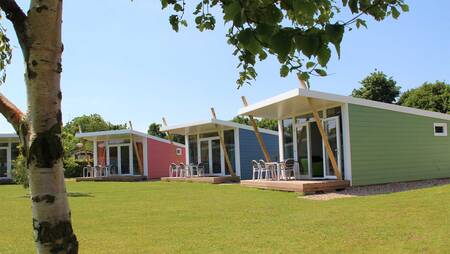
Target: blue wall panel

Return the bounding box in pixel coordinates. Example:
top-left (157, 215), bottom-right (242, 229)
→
top-left (239, 129), bottom-right (279, 180)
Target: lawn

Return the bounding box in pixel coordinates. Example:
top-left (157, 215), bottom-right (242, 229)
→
top-left (0, 181), bottom-right (449, 254)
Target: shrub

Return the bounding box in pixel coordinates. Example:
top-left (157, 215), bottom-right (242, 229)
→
top-left (12, 153), bottom-right (29, 188)
top-left (63, 157), bottom-right (90, 178)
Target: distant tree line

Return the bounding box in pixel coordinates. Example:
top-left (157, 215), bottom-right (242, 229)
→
top-left (231, 116), bottom-right (278, 131)
top-left (352, 71), bottom-right (449, 114)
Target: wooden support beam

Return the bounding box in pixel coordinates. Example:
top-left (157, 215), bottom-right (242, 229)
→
top-left (241, 96), bottom-right (271, 162)
top-left (210, 108), bottom-right (236, 177)
top-left (299, 80), bottom-right (342, 180)
top-left (162, 117), bottom-right (173, 144)
top-left (129, 121), bottom-right (144, 176)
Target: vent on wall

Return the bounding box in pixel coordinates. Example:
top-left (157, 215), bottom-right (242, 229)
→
top-left (434, 123), bottom-right (448, 137)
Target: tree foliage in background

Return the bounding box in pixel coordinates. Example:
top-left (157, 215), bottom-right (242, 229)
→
top-left (162, 0), bottom-right (408, 86)
top-left (399, 81), bottom-right (450, 114)
top-left (63, 114), bottom-right (127, 158)
top-left (232, 116), bottom-right (278, 131)
top-left (148, 122), bottom-right (185, 144)
top-left (64, 114), bottom-right (127, 136)
top-left (352, 71), bottom-right (401, 103)
top-left (148, 122), bottom-right (167, 138)
top-left (11, 152), bottom-right (28, 188)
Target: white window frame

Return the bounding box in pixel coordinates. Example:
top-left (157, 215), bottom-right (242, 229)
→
top-left (433, 123), bottom-right (448, 137)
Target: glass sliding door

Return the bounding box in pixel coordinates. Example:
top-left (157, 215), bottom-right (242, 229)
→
top-left (309, 122), bottom-right (324, 178)
top-left (211, 139), bottom-right (222, 174)
top-left (120, 145), bottom-right (131, 175)
top-left (291, 107), bottom-right (343, 179)
top-left (199, 137), bottom-right (225, 175)
top-left (200, 140), bottom-right (210, 174)
top-left (108, 146), bottom-right (119, 174)
top-left (323, 117), bottom-right (341, 178)
top-left (108, 145), bottom-right (132, 175)
top-left (296, 124), bottom-right (310, 177)
top-left (0, 148), bottom-right (7, 178)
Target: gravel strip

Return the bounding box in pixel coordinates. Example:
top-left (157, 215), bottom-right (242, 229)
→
top-left (301, 178), bottom-right (450, 201)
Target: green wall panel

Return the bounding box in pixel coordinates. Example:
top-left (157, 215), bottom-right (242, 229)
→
top-left (348, 104), bottom-right (450, 186)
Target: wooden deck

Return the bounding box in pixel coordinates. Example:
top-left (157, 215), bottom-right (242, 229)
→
top-left (161, 176), bottom-right (240, 184)
top-left (240, 179), bottom-right (350, 194)
top-left (75, 175), bottom-right (147, 182)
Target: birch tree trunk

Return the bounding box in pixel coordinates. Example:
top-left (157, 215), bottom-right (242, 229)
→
top-left (26, 0), bottom-right (78, 253)
top-left (0, 0), bottom-right (78, 252)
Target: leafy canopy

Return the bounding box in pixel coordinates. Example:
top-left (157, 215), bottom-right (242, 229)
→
top-left (148, 122), bottom-right (185, 144)
top-left (63, 114), bottom-right (127, 158)
top-left (161, 0), bottom-right (408, 87)
top-left (232, 116), bottom-right (278, 131)
top-left (148, 122), bottom-right (167, 139)
top-left (399, 81), bottom-right (450, 114)
top-left (352, 70), bottom-right (401, 103)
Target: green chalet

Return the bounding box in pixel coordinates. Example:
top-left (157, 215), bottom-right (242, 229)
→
top-left (238, 88), bottom-right (450, 186)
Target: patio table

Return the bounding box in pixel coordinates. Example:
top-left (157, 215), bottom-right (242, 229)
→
top-left (264, 162), bottom-right (280, 180)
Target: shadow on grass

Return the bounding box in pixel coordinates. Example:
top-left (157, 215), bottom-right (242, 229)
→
top-left (20, 192), bottom-right (94, 199)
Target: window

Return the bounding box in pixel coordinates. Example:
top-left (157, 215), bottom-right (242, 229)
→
top-left (282, 118), bottom-right (294, 159)
top-left (223, 130), bottom-right (236, 175)
top-left (188, 135), bottom-right (198, 164)
top-left (176, 148), bottom-right (183, 156)
top-left (434, 123), bottom-right (447, 136)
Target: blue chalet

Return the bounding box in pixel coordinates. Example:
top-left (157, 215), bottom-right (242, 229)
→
top-left (161, 119), bottom-right (279, 179)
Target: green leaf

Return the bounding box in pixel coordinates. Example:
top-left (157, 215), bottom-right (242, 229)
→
top-left (280, 65), bottom-right (289, 77)
top-left (174, 3), bottom-right (183, 12)
top-left (391, 7), bottom-right (400, 19)
top-left (161, 0), bottom-right (168, 9)
top-left (400, 4), bottom-right (409, 12)
top-left (169, 15), bottom-right (179, 32)
top-left (325, 23), bottom-right (344, 58)
top-left (295, 33), bottom-right (320, 58)
top-left (317, 46), bottom-right (331, 67)
top-left (355, 19), bottom-right (367, 29)
top-left (223, 1), bottom-right (241, 24)
top-left (237, 29), bottom-right (260, 55)
top-left (259, 50), bottom-right (268, 61)
top-left (314, 68), bottom-right (327, 76)
top-left (297, 72), bottom-right (310, 81)
top-left (271, 30), bottom-right (293, 62)
top-left (306, 61), bottom-right (315, 69)
top-left (348, 0), bottom-right (358, 13)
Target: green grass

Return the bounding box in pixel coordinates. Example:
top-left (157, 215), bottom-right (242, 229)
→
top-left (0, 181), bottom-right (449, 254)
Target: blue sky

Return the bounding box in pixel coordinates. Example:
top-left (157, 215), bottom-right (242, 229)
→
top-left (1, 1), bottom-right (449, 133)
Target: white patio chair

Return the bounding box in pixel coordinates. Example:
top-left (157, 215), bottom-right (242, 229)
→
top-left (178, 163), bottom-right (190, 177)
top-left (251, 160), bottom-right (261, 180)
top-left (83, 165), bottom-right (94, 177)
top-left (279, 159), bottom-right (295, 180)
top-left (169, 163), bottom-right (178, 177)
top-left (259, 160), bottom-right (276, 180)
top-left (94, 165), bottom-right (103, 177)
top-left (197, 163), bottom-right (205, 177)
top-left (109, 165), bottom-right (118, 176)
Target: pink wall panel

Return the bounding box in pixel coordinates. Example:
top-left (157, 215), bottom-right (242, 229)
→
top-left (147, 138), bottom-right (185, 179)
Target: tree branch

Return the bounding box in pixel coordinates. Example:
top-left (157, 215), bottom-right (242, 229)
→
top-left (0, 92), bottom-right (24, 132)
top-left (0, 0), bottom-right (29, 59)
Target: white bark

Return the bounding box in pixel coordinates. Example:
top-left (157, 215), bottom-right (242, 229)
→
top-left (26, 0), bottom-right (78, 253)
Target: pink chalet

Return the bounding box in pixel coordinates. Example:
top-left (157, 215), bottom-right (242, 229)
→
top-left (76, 129), bottom-right (185, 180)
